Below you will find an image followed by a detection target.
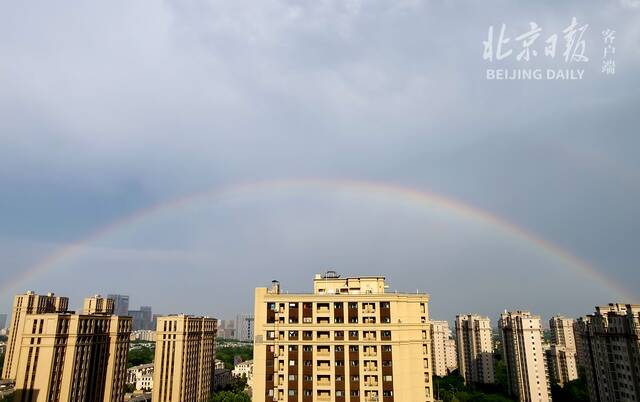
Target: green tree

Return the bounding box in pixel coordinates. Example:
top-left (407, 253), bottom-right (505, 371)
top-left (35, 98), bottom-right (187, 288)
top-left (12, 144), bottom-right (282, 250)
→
top-left (128, 346), bottom-right (155, 367)
top-left (209, 390), bottom-right (250, 402)
top-left (215, 346), bottom-right (252, 369)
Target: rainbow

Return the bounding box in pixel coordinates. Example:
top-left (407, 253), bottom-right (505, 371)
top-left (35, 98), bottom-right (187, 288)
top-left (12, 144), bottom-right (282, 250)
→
top-left (2, 178), bottom-right (634, 301)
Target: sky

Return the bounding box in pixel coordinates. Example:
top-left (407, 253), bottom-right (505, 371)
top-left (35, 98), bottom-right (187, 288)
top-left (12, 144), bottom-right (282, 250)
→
top-left (0, 0), bottom-right (639, 325)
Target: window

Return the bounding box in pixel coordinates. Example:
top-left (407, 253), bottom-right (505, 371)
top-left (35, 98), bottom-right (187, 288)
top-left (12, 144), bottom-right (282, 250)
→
top-left (288, 390), bottom-right (296, 396)
top-left (289, 375), bottom-right (296, 381)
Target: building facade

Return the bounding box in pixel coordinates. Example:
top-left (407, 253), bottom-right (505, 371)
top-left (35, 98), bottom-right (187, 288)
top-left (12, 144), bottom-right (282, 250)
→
top-left (455, 314), bottom-right (495, 385)
top-left (235, 314), bottom-right (255, 342)
top-left (253, 274), bottom-right (433, 402)
top-left (1, 291), bottom-right (69, 381)
top-left (83, 295), bottom-right (115, 315)
top-left (430, 321), bottom-right (457, 377)
top-left (11, 296), bottom-right (131, 402)
top-left (499, 311), bottom-right (550, 402)
top-left (549, 316), bottom-right (576, 350)
top-left (574, 303), bottom-right (640, 402)
top-left (544, 344), bottom-right (578, 386)
top-left (546, 315), bottom-right (578, 386)
top-left (127, 364), bottom-right (154, 391)
top-left (107, 294), bottom-right (130, 317)
top-left (152, 315), bottom-right (217, 402)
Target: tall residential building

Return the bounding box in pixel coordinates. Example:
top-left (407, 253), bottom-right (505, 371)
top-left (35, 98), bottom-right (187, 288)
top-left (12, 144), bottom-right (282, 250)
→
top-left (430, 321), bottom-right (457, 377)
top-left (444, 338), bottom-right (457, 374)
top-left (235, 314), bottom-right (254, 342)
top-left (549, 316), bottom-right (577, 350)
top-left (0, 314), bottom-right (7, 330)
top-left (152, 315), bottom-right (217, 402)
top-left (10, 296), bottom-right (131, 402)
top-left (546, 316), bottom-right (578, 386)
top-left (253, 273), bottom-right (434, 402)
top-left (2, 291), bottom-right (69, 380)
top-left (574, 303), bottom-right (640, 402)
top-left (83, 294), bottom-right (115, 314)
top-left (499, 310), bottom-right (550, 402)
top-left (455, 314), bottom-right (495, 385)
top-left (545, 344), bottom-right (578, 386)
top-left (107, 294), bottom-right (130, 316)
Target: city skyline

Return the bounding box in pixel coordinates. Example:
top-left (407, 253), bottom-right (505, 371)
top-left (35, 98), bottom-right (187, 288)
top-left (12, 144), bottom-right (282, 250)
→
top-left (1, 0), bottom-right (639, 340)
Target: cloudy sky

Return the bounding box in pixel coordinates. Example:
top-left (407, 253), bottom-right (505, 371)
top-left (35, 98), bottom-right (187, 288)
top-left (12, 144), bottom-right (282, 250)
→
top-left (1, 0), bottom-right (639, 325)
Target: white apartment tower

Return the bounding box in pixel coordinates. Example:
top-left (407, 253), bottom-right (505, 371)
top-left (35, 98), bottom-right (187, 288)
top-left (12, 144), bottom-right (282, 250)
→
top-left (499, 311), bottom-right (551, 402)
top-left (455, 314), bottom-right (495, 385)
top-left (430, 321), bottom-right (457, 377)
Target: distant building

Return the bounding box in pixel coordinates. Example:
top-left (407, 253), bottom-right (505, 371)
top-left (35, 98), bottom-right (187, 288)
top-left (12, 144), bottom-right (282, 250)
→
top-left (575, 303), bottom-right (640, 402)
top-left (2, 291), bottom-right (69, 381)
top-left (218, 319), bottom-right (236, 339)
top-left (430, 320), bottom-right (457, 376)
top-left (549, 315), bottom-right (577, 350)
top-left (455, 314), bottom-right (495, 385)
top-left (235, 314), bottom-right (254, 342)
top-left (130, 306), bottom-right (153, 330)
top-left (253, 273), bottom-right (434, 402)
top-left (127, 364), bottom-right (154, 391)
top-left (9, 295), bottom-right (131, 402)
top-left (130, 330), bottom-right (156, 342)
top-left (0, 314), bottom-right (7, 330)
top-left (546, 315), bottom-right (578, 385)
top-left (108, 294), bottom-right (130, 316)
top-left (215, 360), bottom-right (226, 370)
top-left (545, 344), bottom-right (578, 386)
top-left (152, 315), bottom-right (217, 402)
top-left (499, 310), bottom-right (551, 402)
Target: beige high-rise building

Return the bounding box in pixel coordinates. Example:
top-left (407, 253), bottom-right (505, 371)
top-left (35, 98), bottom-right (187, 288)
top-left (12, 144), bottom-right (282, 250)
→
top-left (83, 295), bottom-right (115, 315)
top-left (253, 273), bottom-right (433, 402)
top-left (549, 316), bottom-right (576, 350)
top-left (152, 315), bottom-right (217, 402)
top-left (9, 298), bottom-right (131, 402)
top-left (1, 291), bottom-right (69, 381)
top-left (544, 344), bottom-right (578, 386)
top-left (574, 303), bottom-right (640, 402)
top-left (546, 315), bottom-right (577, 386)
top-left (430, 321), bottom-right (457, 377)
top-left (444, 339), bottom-right (457, 374)
top-left (455, 314), bottom-right (494, 385)
top-left (499, 311), bottom-right (550, 402)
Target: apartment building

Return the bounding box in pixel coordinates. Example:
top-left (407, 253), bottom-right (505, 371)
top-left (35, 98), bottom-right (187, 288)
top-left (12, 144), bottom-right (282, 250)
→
top-left (549, 316), bottom-right (576, 350)
top-left (1, 291), bottom-right (69, 381)
top-left (152, 315), bottom-right (217, 402)
top-left (545, 344), bottom-right (578, 386)
top-left (11, 296), bottom-right (131, 402)
top-left (455, 314), bottom-right (495, 385)
top-left (253, 273), bottom-right (433, 402)
top-left (83, 294), bottom-right (115, 315)
top-left (430, 321), bottom-right (457, 377)
top-left (574, 303), bottom-right (640, 402)
top-left (499, 311), bottom-right (551, 402)
top-left (546, 315), bottom-right (578, 386)
top-left (127, 364), bottom-right (154, 391)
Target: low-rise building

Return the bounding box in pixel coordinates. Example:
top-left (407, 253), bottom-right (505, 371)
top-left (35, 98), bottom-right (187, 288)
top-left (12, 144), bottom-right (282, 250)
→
top-left (127, 364), bottom-right (154, 391)
top-left (232, 360), bottom-right (253, 388)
